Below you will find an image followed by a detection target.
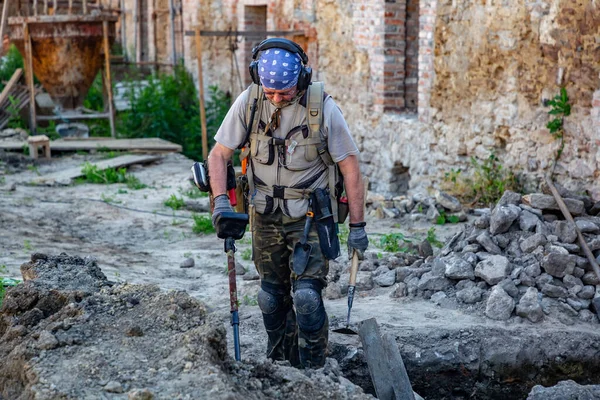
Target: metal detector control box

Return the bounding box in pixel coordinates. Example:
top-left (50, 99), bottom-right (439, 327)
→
top-left (215, 212), bottom-right (249, 240)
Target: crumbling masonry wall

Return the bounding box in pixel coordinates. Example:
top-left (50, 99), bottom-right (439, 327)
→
top-left (160, 0), bottom-right (598, 199)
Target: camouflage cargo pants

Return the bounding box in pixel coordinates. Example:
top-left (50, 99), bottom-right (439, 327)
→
top-left (252, 208), bottom-right (329, 368)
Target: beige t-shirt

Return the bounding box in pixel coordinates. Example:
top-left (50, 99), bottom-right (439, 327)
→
top-left (215, 86), bottom-right (359, 163)
top-left (215, 85), bottom-right (359, 217)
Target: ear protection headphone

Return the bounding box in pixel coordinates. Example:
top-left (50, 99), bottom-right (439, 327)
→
top-left (249, 38), bottom-right (312, 91)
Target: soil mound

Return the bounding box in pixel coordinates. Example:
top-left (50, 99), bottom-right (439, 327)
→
top-left (0, 253), bottom-right (371, 399)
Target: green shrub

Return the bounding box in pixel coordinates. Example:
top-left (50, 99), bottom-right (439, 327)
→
top-left (84, 72), bottom-right (105, 112)
top-left (442, 153), bottom-right (520, 207)
top-left (425, 227), bottom-right (443, 248)
top-left (0, 45), bottom-right (24, 92)
top-left (470, 153), bottom-right (520, 206)
top-left (118, 65), bottom-right (230, 161)
top-left (379, 233), bottom-right (411, 253)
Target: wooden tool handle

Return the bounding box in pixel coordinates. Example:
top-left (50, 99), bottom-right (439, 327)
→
top-left (349, 250), bottom-right (359, 286)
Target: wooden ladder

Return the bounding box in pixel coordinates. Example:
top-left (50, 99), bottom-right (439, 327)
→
top-left (0, 68), bottom-right (29, 129)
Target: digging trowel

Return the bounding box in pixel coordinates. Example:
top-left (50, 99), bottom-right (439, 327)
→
top-left (333, 250), bottom-right (360, 335)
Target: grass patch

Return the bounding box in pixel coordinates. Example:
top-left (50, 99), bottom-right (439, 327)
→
top-left (241, 248), bottom-right (252, 261)
top-left (192, 214), bottom-right (215, 234)
top-left (164, 194), bottom-right (185, 210)
top-left (79, 162), bottom-right (147, 190)
top-left (180, 184), bottom-right (208, 199)
top-left (241, 294), bottom-right (258, 306)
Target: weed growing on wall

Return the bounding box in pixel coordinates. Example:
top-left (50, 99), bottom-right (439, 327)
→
top-left (545, 87), bottom-right (571, 176)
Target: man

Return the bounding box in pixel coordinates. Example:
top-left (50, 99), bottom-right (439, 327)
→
top-left (207, 38), bottom-right (368, 368)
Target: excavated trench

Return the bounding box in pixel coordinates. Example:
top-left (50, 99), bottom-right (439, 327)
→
top-left (329, 324), bottom-right (600, 400)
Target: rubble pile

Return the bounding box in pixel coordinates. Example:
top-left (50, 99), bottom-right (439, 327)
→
top-left (366, 190), bottom-right (468, 223)
top-left (329, 190), bottom-right (600, 325)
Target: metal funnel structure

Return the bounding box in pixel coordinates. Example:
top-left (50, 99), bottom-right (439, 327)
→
top-left (8, 15), bottom-right (117, 111)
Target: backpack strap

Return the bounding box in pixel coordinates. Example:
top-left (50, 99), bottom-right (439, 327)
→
top-left (242, 84), bottom-right (264, 205)
top-left (308, 82), bottom-right (340, 223)
top-left (307, 81), bottom-right (324, 139)
top-left (240, 83), bottom-right (264, 155)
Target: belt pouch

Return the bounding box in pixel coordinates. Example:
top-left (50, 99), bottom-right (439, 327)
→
top-left (311, 188), bottom-right (340, 260)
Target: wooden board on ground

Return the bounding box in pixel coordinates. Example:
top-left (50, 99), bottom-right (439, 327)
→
top-left (0, 138), bottom-right (182, 153)
top-left (359, 318), bottom-right (417, 400)
top-left (30, 154), bottom-right (162, 186)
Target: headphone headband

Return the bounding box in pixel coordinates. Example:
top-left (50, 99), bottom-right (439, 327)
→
top-left (251, 38), bottom-right (309, 64)
top-left (249, 37), bottom-right (312, 91)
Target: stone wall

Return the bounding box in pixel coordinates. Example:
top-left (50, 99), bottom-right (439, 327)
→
top-left (426, 0), bottom-right (600, 199)
top-left (117, 0), bottom-right (600, 200)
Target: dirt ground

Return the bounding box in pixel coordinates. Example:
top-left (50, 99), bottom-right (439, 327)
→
top-left (0, 151), bottom-right (464, 341)
top-left (2, 151), bottom-right (600, 399)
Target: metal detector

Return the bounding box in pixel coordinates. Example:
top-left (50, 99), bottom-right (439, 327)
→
top-left (215, 211), bottom-right (249, 361)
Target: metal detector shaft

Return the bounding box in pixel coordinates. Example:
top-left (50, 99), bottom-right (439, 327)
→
top-left (225, 237), bottom-right (241, 361)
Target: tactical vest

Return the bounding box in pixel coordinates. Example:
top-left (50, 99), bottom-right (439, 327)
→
top-left (239, 82), bottom-right (340, 221)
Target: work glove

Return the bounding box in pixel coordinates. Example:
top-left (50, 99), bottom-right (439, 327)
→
top-left (348, 226), bottom-right (369, 260)
top-left (212, 194), bottom-right (234, 228)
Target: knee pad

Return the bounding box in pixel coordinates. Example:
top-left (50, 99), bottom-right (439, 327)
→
top-left (257, 282), bottom-right (291, 331)
top-left (294, 280), bottom-right (326, 333)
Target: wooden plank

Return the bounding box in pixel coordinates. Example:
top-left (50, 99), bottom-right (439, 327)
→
top-left (359, 318), bottom-right (416, 400)
top-left (195, 27), bottom-right (208, 161)
top-left (103, 20), bottom-right (116, 138)
top-left (30, 154), bottom-right (162, 185)
top-left (0, 138), bottom-right (182, 152)
top-left (184, 30), bottom-right (304, 37)
top-left (24, 22), bottom-right (37, 134)
top-left (0, 0), bottom-right (10, 57)
top-left (0, 68), bottom-right (24, 106)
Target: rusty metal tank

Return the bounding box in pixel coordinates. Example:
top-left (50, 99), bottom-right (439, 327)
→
top-left (8, 14), bottom-right (117, 111)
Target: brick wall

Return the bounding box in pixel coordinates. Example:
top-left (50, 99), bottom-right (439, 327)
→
top-left (405, 0), bottom-right (419, 112)
top-left (383, 0), bottom-right (407, 112)
top-left (353, 0), bottom-right (426, 114)
top-left (417, 0), bottom-right (436, 122)
top-left (240, 3), bottom-right (268, 87)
